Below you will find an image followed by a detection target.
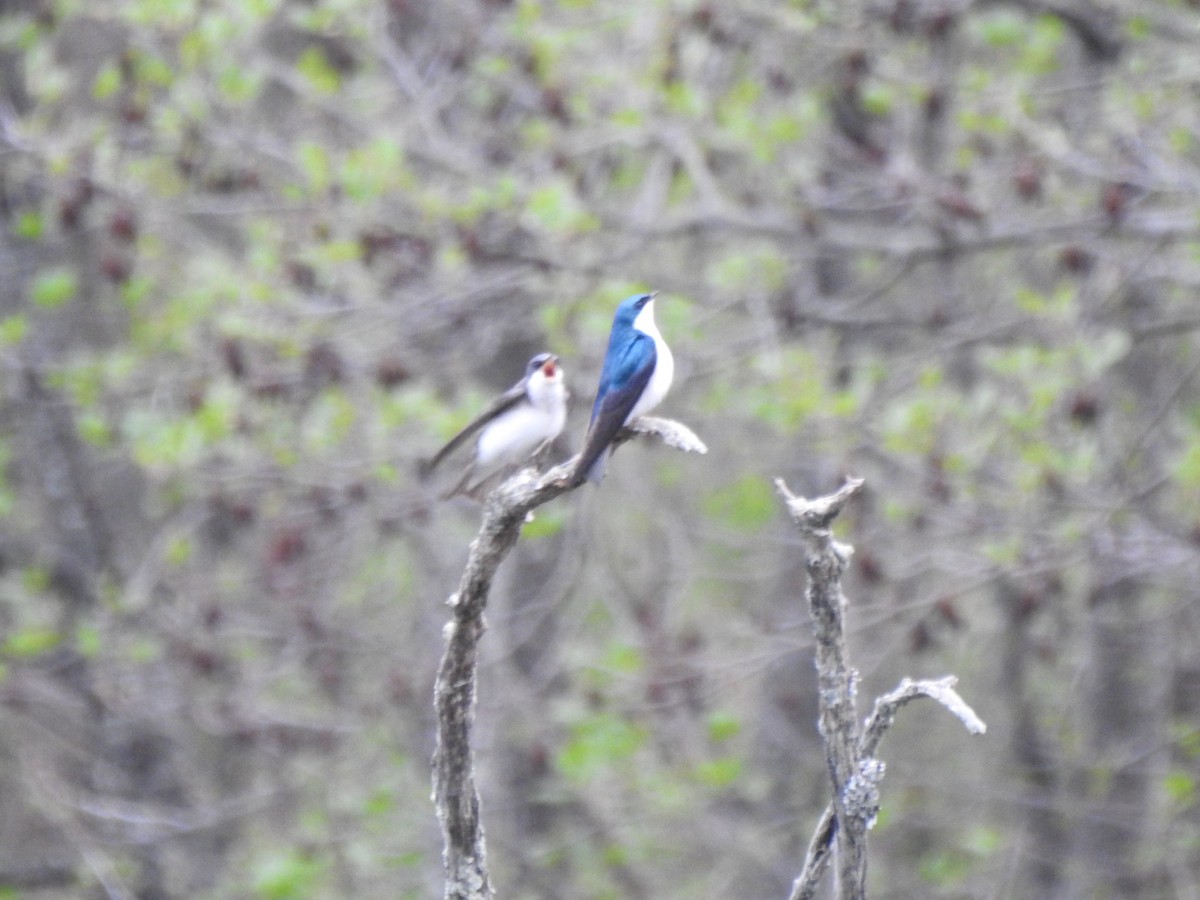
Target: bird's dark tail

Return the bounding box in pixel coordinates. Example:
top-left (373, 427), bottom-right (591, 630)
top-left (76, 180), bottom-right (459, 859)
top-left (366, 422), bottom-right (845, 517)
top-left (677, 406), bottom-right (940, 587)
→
top-left (571, 449), bottom-right (608, 487)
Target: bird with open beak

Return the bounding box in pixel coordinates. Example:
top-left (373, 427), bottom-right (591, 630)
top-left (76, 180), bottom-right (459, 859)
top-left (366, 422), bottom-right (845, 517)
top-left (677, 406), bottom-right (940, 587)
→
top-left (425, 353), bottom-right (568, 499)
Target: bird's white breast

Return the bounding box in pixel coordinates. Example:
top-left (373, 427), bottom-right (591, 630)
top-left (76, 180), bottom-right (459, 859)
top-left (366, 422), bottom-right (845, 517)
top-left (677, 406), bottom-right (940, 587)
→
top-left (629, 301), bottom-right (674, 422)
top-left (475, 372), bottom-right (567, 468)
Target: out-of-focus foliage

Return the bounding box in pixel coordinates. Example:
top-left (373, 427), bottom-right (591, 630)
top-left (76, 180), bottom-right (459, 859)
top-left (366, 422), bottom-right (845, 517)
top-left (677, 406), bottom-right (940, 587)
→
top-left (0, 0), bottom-right (1198, 896)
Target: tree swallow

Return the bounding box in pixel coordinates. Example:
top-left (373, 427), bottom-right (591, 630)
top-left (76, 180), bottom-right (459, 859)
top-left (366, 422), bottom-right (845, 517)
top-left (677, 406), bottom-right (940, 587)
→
top-left (426, 353), bottom-right (568, 499)
top-left (573, 292), bottom-right (674, 486)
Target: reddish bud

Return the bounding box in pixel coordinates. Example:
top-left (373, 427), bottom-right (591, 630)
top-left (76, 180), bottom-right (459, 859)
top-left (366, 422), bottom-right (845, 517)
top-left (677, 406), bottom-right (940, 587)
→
top-left (1102, 182), bottom-right (1129, 225)
top-left (910, 621), bottom-right (934, 653)
top-left (925, 9), bottom-right (957, 38)
top-left (101, 254), bottom-right (131, 284)
top-left (935, 190), bottom-right (984, 222)
top-left (934, 596), bottom-right (963, 628)
top-left (1069, 392), bottom-right (1100, 425)
top-left (120, 102), bottom-right (146, 125)
top-left (267, 528), bottom-right (307, 566)
top-left (1017, 590), bottom-right (1042, 619)
top-left (1058, 244), bottom-right (1094, 274)
top-left (375, 357), bottom-right (410, 389)
top-left (541, 87), bottom-right (569, 123)
top-left (109, 208), bottom-right (138, 242)
top-left (286, 260), bottom-right (317, 292)
top-left (222, 338), bottom-right (247, 379)
top-left (1013, 158), bottom-right (1042, 200)
top-left (305, 341), bottom-right (344, 386)
top-left (857, 551), bottom-right (884, 584)
top-left (923, 88), bottom-right (946, 120)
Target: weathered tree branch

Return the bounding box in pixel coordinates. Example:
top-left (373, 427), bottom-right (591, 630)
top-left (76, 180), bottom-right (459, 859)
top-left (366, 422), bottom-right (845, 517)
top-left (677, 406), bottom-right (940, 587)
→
top-left (789, 677), bottom-right (987, 900)
top-left (774, 478), bottom-right (986, 900)
top-left (432, 420), bottom-right (706, 900)
top-left (774, 477), bottom-right (871, 899)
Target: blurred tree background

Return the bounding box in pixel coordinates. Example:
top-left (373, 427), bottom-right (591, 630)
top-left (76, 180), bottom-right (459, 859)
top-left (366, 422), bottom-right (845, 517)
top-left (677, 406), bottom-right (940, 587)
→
top-left (1, 0), bottom-right (1198, 897)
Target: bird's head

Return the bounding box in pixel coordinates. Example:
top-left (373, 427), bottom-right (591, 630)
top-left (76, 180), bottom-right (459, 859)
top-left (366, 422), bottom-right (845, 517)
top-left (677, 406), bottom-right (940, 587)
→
top-left (525, 353), bottom-right (566, 408)
top-left (527, 352), bottom-right (561, 380)
top-left (613, 292), bottom-right (659, 334)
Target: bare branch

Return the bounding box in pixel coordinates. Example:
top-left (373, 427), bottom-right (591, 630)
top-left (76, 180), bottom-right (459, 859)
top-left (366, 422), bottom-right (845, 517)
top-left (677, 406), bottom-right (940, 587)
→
top-left (865, 677), bottom-right (988, 749)
top-left (774, 476), bottom-right (869, 899)
top-left (432, 419), bottom-right (705, 900)
top-left (790, 677), bottom-right (987, 900)
top-left (777, 477), bottom-right (988, 900)
top-left (614, 415), bottom-right (709, 455)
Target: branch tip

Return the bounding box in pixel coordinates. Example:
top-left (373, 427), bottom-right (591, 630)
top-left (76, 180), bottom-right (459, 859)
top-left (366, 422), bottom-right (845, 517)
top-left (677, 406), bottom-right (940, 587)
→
top-left (774, 476), bottom-right (864, 529)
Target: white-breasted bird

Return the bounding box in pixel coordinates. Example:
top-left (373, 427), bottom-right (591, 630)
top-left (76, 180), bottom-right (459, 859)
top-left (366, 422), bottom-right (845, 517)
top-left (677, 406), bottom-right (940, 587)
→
top-left (572, 292), bottom-right (674, 486)
top-left (425, 353), bottom-right (568, 499)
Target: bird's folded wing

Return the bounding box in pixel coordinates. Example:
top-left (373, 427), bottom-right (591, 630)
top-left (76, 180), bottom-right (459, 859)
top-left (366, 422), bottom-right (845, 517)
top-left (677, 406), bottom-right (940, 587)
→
top-left (577, 340), bottom-right (656, 480)
top-left (425, 383), bottom-right (526, 473)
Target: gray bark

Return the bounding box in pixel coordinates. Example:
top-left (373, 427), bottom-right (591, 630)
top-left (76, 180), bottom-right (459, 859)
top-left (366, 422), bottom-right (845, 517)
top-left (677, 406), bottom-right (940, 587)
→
top-left (432, 419), bottom-right (706, 900)
top-left (775, 478), bottom-right (986, 900)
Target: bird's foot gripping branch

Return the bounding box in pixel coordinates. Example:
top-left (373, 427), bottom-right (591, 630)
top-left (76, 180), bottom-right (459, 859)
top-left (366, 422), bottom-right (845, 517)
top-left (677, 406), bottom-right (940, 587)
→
top-left (774, 477), bottom-right (987, 900)
top-left (431, 418), bottom-right (706, 900)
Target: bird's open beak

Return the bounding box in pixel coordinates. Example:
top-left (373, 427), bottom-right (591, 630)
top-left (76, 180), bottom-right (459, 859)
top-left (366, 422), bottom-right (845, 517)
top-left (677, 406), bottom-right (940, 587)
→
top-left (541, 356), bottom-right (558, 377)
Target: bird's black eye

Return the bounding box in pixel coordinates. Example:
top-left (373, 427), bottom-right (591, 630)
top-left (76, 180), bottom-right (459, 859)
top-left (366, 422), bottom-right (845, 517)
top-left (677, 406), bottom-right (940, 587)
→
top-left (636, 295), bottom-right (650, 308)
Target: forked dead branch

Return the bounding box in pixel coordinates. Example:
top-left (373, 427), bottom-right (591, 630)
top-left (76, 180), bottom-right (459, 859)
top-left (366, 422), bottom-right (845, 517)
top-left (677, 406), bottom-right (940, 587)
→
top-left (774, 477), bottom-right (987, 900)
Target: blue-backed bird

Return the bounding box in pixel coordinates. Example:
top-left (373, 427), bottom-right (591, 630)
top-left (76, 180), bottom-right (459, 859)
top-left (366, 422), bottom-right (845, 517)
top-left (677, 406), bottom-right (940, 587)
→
top-left (573, 292), bottom-right (674, 486)
top-left (425, 353), bottom-right (568, 499)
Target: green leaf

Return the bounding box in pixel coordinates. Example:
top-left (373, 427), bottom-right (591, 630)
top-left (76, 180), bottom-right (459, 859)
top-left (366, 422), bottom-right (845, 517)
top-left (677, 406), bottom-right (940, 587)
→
top-left (1174, 444), bottom-right (1200, 490)
top-left (707, 249), bottom-right (787, 292)
top-left (527, 182), bottom-right (595, 233)
top-left (92, 61), bottom-right (122, 99)
top-left (1177, 727), bottom-right (1200, 759)
top-left (296, 46), bottom-right (341, 94)
top-left (219, 64), bottom-right (260, 103)
top-left (131, 50), bottom-right (175, 87)
top-left (166, 536), bottom-right (192, 566)
top-left (76, 625), bottom-right (101, 657)
top-left (707, 711), bottom-right (741, 743)
top-left (602, 642), bottom-right (643, 674)
top-left (663, 81), bottom-right (703, 116)
top-left (12, 209), bottom-right (43, 239)
top-left (342, 138), bottom-right (407, 201)
top-left (975, 10), bottom-right (1026, 47)
top-left (0, 314), bottom-right (27, 345)
top-left (296, 142), bottom-right (330, 193)
top-left (962, 825), bottom-right (1003, 856)
top-left (4, 627), bottom-right (62, 657)
top-left (363, 788), bottom-right (394, 817)
top-left (703, 475), bottom-right (776, 532)
top-left (23, 566), bottom-right (49, 591)
top-left (31, 268), bottom-right (78, 308)
top-left (252, 849), bottom-right (325, 900)
top-left (860, 82), bottom-right (894, 116)
top-left (693, 756), bottom-right (742, 787)
top-left (1019, 14), bottom-right (1065, 74)
top-left (303, 389), bottom-right (357, 452)
top-left (1165, 770), bottom-right (1196, 805)
top-left (77, 412), bottom-right (112, 447)
top-left (557, 713), bottom-right (645, 782)
top-left (918, 848), bottom-right (971, 886)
